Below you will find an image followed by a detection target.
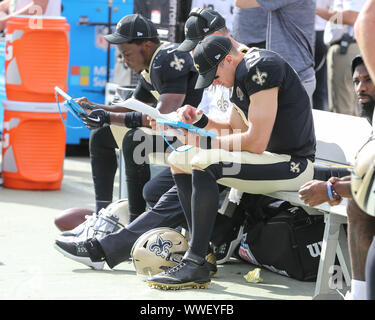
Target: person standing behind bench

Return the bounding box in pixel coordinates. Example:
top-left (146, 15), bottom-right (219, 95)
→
top-left (234, 0), bottom-right (316, 104)
top-left (317, 0), bottom-right (366, 116)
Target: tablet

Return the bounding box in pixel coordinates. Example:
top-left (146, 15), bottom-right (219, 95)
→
top-left (156, 118), bottom-right (217, 138)
top-left (55, 86), bottom-right (87, 117)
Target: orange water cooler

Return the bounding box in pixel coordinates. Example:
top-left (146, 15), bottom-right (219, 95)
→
top-left (1, 16), bottom-right (70, 190)
top-left (2, 101), bottom-right (66, 190)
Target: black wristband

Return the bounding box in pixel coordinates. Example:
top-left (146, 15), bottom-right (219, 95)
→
top-left (194, 114), bottom-right (209, 128)
top-left (124, 111), bottom-right (143, 128)
top-left (199, 136), bottom-right (212, 150)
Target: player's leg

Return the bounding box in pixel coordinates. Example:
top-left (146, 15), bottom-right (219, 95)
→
top-left (148, 148), bottom-right (314, 289)
top-left (89, 126), bottom-right (118, 213)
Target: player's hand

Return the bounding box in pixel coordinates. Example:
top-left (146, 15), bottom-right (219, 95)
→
top-left (176, 105), bottom-right (203, 124)
top-left (74, 97), bottom-right (97, 112)
top-left (299, 180), bottom-right (328, 206)
top-left (80, 109), bottom-right (110, 130)
top-left (298, 179), bottom-right (342, 207)
top-left (148, 116), bottom-right (157, 131)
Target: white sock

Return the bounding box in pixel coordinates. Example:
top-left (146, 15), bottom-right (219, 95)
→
top-left (351, 279), bottom-right (367, 300)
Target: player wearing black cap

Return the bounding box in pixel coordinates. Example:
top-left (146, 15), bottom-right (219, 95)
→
top-left (147, 35), bottom-right (316, 290)
top-left (72, 14), bottom-right (203, 221)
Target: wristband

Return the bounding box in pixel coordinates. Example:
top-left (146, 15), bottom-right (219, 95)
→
top-left (124, 111), bottom-right (143, 128)
top-left (194, 113), bottom-right (209, 128)
top-left (327, 181), bottom-right (342, 201)
top-left (199, 136), bottom-right (212, 150)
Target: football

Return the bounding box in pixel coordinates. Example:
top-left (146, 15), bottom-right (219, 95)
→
top-left (54, 207), bottom-right (94, 231)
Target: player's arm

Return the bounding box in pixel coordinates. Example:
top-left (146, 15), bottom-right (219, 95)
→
top-left (110, 92), bottom-right (186, 128)
top-left (234, 0), bottom-right (260, 9)
top-left (214, 87), bottom-right (278, 152)
top-left (316, 8), bottom-right (359, 26)
top-left (175, 104), bottom-right (236, 135)
top-left (355, 0), bottom-right (375, 82)
top-left (156, 93), bottom-right (186, 114)
top-left (173, 88), bottom-right (277, 150)
top-left (204, 106), bottom-right (247, 135)
top-left (0, 0), bottom-right (11, 13)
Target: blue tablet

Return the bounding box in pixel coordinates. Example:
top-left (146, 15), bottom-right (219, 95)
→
top-left (55, 86), bottom-right (87, 118)
top-left (156, 118), bottom-right (217, 138)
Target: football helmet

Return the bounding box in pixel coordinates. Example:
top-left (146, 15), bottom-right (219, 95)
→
top-left (100, 198), bottom-right (129, 226)
top-left (351, 138), bottom-right (375, 216)
top-left (131, 227), bottom-right (189, 277)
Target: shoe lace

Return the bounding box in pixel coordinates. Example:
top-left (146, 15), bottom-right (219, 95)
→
top-left (82, 212), bottom-right (98, 238)
top-left (92, 213), bottom-right (124, 237)
top-left (166, 261), bottom-right (186, 274)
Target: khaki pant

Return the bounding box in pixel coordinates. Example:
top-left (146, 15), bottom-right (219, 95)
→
top-left (168, 147), bottom-right (314, 194)
top-left (327, 42), bottom-right (361, 115)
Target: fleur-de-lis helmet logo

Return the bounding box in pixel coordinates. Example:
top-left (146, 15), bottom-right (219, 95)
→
top-left (149, 235), bottom-right (173, 259)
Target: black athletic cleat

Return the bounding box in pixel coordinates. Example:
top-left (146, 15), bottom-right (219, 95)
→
top-left (147, 258), bottom-right (211, 290)
top-left (54, 239), bottom-right (105, 270)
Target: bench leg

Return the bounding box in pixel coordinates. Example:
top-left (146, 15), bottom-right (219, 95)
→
top-left (313, 213), bottom-right (347, 300)
top-left (118, 149), bottom-right (128, 200)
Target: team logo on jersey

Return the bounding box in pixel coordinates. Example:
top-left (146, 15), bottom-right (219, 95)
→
top-left (252, 67), bottom-right (268, 86)
top-left (149, 235), bottom-right (172, 258)
top-left (194, 62), bottom-right (200, 72)
top-left (170, 54), bottom-right (185, 71)
top-left (290, 161), bottom-right (301, 173)
top-left (236, 87), bottom-right (244, 101)
top-left (217, 93), bottom-right (229, 112)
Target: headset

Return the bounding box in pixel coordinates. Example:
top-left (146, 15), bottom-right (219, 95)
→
top-left (188, 7), bottom-right (222, 30)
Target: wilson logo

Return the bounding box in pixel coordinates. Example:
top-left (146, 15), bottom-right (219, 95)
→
top-left (306, 241), bottom-right (323, 258)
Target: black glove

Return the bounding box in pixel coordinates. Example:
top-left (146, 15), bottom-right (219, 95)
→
top-left (80, 108), bottom-right (110, 130)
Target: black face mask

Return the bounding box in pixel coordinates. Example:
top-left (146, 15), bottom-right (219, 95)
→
top-left (357, 94), bottom-right (375, 125)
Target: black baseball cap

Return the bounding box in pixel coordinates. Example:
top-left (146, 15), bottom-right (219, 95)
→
top-left (104, 14), bottom-right (158, 44)
top-left (193, 35), bottom-right (232, 89)
top-left (351, 55), bottom-right (364, 75)
top-left (177, 8), bottom-right (226, 52)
